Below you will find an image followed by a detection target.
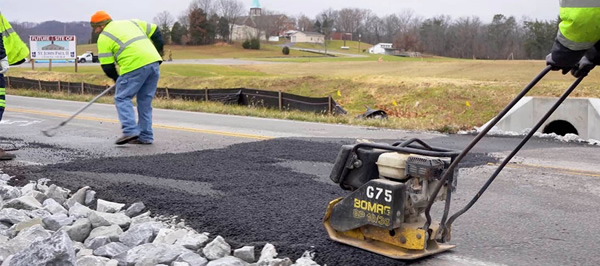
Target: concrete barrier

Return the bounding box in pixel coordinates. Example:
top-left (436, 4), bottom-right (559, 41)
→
top-left (481, 97), bottom-right (600, 140)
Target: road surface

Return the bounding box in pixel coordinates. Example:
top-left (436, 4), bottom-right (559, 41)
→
top-left (1, 95), bottom-right (599, 266)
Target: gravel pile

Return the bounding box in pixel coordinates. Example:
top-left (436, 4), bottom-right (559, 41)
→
top-left (0, 171), bottom-right (320, 266)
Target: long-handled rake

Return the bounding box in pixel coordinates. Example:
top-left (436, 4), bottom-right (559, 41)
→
top-left (42, 85), bottom-right (115, 137)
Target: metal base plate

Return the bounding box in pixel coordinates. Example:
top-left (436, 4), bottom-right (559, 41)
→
top-left (323, 198), bottom-right (455, 260)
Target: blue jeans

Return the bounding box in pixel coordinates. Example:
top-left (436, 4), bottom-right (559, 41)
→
top-left (115, 62), bottom-right (160, 142)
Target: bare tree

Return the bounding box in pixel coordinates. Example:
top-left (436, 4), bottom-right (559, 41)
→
top-left (296, 14), bottom-right (314, 32)
top-left (217, 0), bottom-right (245, 42)
top-left (153, 11), bottom-right (175, 43)
top-left (193, 0), bottom-right (216, 17)
top-left (335, 8), bottom-right (367, 35)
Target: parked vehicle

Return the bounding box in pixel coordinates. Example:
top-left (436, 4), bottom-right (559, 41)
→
top-left (77, 51), bottom-right (99, 63)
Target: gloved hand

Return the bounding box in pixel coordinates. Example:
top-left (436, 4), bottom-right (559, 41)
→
top-left (571, 56), bottom-right (595, 78)
top-left (546, 53), bottom-right (571, 75)
top-left (0, 57), bottom-right (9, 75)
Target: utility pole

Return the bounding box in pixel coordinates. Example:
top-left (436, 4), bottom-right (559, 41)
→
top-left (358, 34), bottom-right (362, 53)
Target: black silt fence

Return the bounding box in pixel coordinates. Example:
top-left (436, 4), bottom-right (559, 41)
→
top-left (6, 76), bottom-right (347, 115)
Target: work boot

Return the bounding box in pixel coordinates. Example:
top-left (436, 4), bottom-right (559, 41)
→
top-left (128, 139), bottom-right (152, 145)
top-left (115, 135), bottom-right (138, 145)
top-left (0, 148), bottom-right (16, 160)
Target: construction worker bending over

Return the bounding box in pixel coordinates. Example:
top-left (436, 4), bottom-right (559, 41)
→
top-left (0, 11), bottom-right (29, 160)
top-left (90, 11), bottom-right (163, 145)
top-left (546, 1), bottom-right (600, 78)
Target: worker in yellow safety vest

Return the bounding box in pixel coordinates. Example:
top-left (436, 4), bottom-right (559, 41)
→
top-left (90, 11), bottom-right (163, 145)
top-left (546, 1), bottom-right (600, 77)
top-left (0, 11), bottom-right (29, 160)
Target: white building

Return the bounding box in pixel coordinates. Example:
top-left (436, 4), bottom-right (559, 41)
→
top-left (290, 32), bottom-right (325, 44)
top-left (369, 43), bottom-right (395, 55)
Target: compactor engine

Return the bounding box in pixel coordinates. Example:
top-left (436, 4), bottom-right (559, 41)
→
top-left (323, 139), bottom-right (460, 259)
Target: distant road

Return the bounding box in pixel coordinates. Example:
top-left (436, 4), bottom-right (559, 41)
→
top-left (13, 58), bottom-right (283, 68)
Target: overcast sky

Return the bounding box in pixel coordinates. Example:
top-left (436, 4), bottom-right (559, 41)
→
top-left (3, 0), bottom-right (558, 23)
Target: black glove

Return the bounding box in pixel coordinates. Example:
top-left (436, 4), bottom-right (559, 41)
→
top-left (546, 53), bottom-right (572, 75)
top-left (571, 56), bottom-right (595, 78)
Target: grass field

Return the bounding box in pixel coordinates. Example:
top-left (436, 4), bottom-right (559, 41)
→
top-left (76, 42), bottom-right (320, 60)
top-left (10, 43), bottom-right (598, 133)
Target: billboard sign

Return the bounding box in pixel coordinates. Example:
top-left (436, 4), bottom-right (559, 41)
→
top-left (29, 35), bottom-right (77, 60)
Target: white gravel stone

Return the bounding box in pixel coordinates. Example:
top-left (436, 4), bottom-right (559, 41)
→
top-left (88, 211), bottom-right (131, 229)
top-left (24, 190), bottom-right (48, 204)
top-left (42, 213), bottom-right (74, 231)
top-left (96, 199), bottom-right (125, 213)
top-left (259, 243), bottom-right (278, 261)
top-left (175, 231), bottom-right (209, 250)
top-left (5, 195), bottom-right (43, 210)
top-left (93, 242), bottom-right (130, 259)
top-left (4, 224), bottom-right (51, 255)
top-left (76, 255), bottom-right (110, 266)
top-left (0, 185), bottom-right (21, 201)
top-left (202, 236), bottom-right (231, 261)
top-left (84, 236), bottom-right (113, 250)
top-left (63, 218), bottom-right (92, 242)
top-left (77, 248), bottom-right (94, 257)
top-left (84, 190), bottom-right (96, 206)
top-left (293, 251), bottom-right (320, 266)
top-left (0, 209), bottom-right (30, 225)
top-left (173, 262), bottom-right (191, 266)
top-left (64, 186), bottom-right (90, 209)
top-left (206, 256), bottom-right (248, 266)
top-left (68, 202), bottom-right (93, 219)
top-left (27, 209), bottom-right (52, 220)
top-left (130, 211), bottom-right (153, 225)
top-left (119, 222), bottom-right (163, 247)
top-left (86, 225), bottom-right (123, 243)
top-left (43, 198), bottom-right (68, 215)
top-left (45, 184), bottom-right (70, 205)
top-left (9, 230), bottom-right (76, 266)
top-left (115, 243), bottom-right (186, 265)
top-left (20, 183), bottom-right (36, 195)
top-left (106, 259), bottom-right (119, 266)
top-left (154, 228), bottom-right (187, 245)
top-left (12, 218), bottom-right (43, 233)
top-left (234, 246), bottom-right (255, 263)
top-left (125, 201), bottom-right (145, 217)
top-left (176, 251), bottom-right (208, 266)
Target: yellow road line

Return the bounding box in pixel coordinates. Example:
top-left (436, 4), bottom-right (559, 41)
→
top-left (489, 162), bottom-right (600, 178)
top-left (8, 107), bottom-right (273, 140)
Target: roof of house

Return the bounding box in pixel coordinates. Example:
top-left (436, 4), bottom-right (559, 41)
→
top-left (294, 31), bottom-right (324, 37)
top-left (251, 0), bottom-right (261, 8)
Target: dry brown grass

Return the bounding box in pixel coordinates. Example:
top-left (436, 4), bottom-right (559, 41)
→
top-left (10, 59), bottom-right (600, 132)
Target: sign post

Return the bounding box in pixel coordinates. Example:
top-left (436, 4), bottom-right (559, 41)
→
top-left (29, 35), bottom-right (77, 72)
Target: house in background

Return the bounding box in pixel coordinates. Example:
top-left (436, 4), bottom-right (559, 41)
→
top-left (231, 0), bottom-right (295, 42)
top-left (369, 43), bottom-right (397, 55)
top-left (291, 31), bottom-right (325, 44)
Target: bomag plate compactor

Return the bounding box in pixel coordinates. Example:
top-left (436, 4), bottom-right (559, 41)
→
top-left (323, 66), bottom-right (585, 260)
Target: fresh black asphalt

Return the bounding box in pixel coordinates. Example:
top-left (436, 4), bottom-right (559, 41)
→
top-left (2, 136), bottom-right (506, 266)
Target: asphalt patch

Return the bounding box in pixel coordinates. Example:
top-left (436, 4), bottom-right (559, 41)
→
top-left (4, 138), bottom-right (497, 266)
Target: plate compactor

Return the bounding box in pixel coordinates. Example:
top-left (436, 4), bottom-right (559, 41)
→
top-left (323, 66), bottom-right (586, 260)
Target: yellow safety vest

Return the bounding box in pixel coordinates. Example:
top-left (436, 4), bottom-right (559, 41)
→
top-left (558, 0), bottom-right (600, 51)
top-left (97, 20), bottom-right (162, 75)
top-left (0, 12), bottom-right (29, 64)
top-left (132, 19), bottom-right (158, 38)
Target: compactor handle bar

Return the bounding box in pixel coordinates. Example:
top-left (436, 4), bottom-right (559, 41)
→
top-left (423, 66), bottom-right (552, 233)
top-left (423, 66), bottom-right (586, 241)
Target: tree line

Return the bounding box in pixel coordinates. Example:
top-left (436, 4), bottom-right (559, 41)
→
top-left (10, 0), bottom-right (559, 60)
top-left (301, 9), bottom-right (559, 60)
top-left (154, 2), bottom-right (559, 60)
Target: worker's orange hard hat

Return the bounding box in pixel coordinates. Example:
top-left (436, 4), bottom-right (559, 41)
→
top-left (90, 11), bottom-right (112, 27)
